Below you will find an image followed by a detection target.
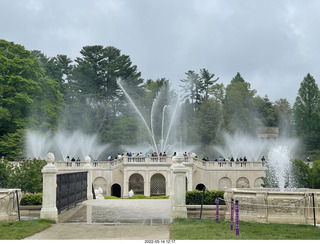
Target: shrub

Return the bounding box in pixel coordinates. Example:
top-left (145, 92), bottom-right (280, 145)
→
top-left (149, 195), bottom-right (170, 199)
top-left (186, 190), bottom-right (225, 205)
top-left (128, 194), bottom-right (148, 199)
top-left (104, 196), bottom-right (119, 199)
top-left (20, 193), bottom-right (42, 206)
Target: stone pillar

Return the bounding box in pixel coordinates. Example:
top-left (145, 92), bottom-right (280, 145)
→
top-left (40, 152), bottom-right (58, 222)
top-left (83, 156), bottom-right (93, 200)
top-left (123, 170), bottom-right (129, 197)
top-left (171, 152), bottom-right (188, 219)
top-left (145, 171), bottom-right (150, 197)
top-left (256, 192), bottom-right (268, 223)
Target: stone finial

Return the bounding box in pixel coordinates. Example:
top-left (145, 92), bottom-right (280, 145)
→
top-left (45, 152), bottom-right (55, 164)
top-left (172, 152), bottom-right (184, 164)
top-left (85, 156), bottom-right (91, 163)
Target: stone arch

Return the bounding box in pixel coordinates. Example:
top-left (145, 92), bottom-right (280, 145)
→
top-left (218, 177), bottom-right (232, 190)
top-left (254, 177), bottom-right (264, 188)
top-left (111, 183), bottom-right (121, 198)
top-left (129, 173), bottom-right (144, 195)
top-left (93, 177), bottom-right (107, 195)
top-left (150, 173), bottom-right (166, 196)
top-left (236, 177), bottom-right (250, 188)
top-left (196, 183), bottom-right (206, 191)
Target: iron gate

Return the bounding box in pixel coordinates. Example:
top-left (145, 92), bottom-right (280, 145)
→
top-left (56, 171), bottom-right (87, 214)
top-left (150, 174), bottom-right (166, 196)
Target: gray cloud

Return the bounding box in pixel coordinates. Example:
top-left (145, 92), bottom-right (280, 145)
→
top-left (1, 0), bottom-right (320, 105)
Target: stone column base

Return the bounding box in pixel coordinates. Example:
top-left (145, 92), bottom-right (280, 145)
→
top-left (40, 207), bottom-right (58, 222)
top-left (172, 206), bottom-right (187, 219)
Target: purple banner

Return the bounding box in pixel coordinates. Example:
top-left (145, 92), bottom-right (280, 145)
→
top-left (216, 197), bottom-right (219, 222)
top-left (235, 200), bottom-right (239, 236)
top-left (231, 199), bottom-right (234, 230)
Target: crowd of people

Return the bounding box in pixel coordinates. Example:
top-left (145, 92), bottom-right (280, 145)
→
top-left (202, 155), bottom-right (267, 162)
top-left (63, 152), bottom-right (268, 162)
top-left (103, 151), bottom-right (198, 161)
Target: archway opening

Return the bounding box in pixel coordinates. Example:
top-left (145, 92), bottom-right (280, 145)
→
top-left (218, 177), bottom-right (232, 190)
top-left (93, 177), bottom-right (107, 195)
top-left (150, 173), bottom-right (166, 196)
top-left (129, 173), bottom-right (144, 195)
top-left (196, 183), bottom-right (206, 191)
top-left (236, 177), bottom-right (250, 188)
top-left (111, 183), bottom-right (121, 198)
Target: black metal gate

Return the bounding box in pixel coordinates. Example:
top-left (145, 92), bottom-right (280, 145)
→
top-left (56, 171), bottom-right (87, 214)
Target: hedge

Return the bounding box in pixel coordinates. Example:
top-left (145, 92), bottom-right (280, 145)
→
top-left (20, 193), bottom-right (42, 206)
top-left (186, 190), bottom-right (225, 205)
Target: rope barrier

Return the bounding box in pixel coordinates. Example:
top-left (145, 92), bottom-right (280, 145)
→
top-left (217, 196), bottom-right (320, 209)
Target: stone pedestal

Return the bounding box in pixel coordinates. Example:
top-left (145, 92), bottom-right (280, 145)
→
top-left (171, 152), bottom-right (188, 219)
top-left (40, 152), bottom-right (58, 222)
top-left (83, 156), bottom-right (93, 200)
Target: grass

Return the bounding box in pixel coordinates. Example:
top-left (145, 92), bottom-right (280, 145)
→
top-left (0, 219), bottom-right (54, 240)
top-left (169, 218), bottom-right (320, 240)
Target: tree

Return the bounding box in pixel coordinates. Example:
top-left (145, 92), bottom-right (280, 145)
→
top-left (310, 160), bottom-right (320, 189)
top-left (32, 51), bottom-right (73, 96)
top-left (197, 98), bottom-right (223, 146)
top-left (180, 70), bottom-right (201, 113)
top-left (223, 72), bottom-right (258, 134)
top-left (274, 98), bottom-right (293, 137)
top-left (180, 69), bottom-right (219, 112)
top-left (0, 40), bottom-right (45, 159)
top-left (66, 45), bottom-right (143, 134)
top-left (0, 160), bottom-right (9, 188)
top-left (27, 77), bottom-right (64, 131)
top-left (262, 165), bottom-right (279, 188)
top-left (293, 73), bottom-right (320, 152)
top-left (6, 159), bottom-right (46, 193)
top-left (255, 96), bottom-right (278, 127)
top-left (290, 159), bottom-right (311, 188)
top-left (199, 68), bottom-right (219, 100)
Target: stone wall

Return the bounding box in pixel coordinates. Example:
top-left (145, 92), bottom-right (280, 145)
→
top-left (224, 188), bottom-right (320, 225)
top-left (0, 189), bottom-right (22, 221)
top-left (38, 157), bottom-right (267, 198)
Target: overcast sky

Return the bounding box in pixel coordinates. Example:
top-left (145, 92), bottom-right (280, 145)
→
top-left (1, 0), bottom-right (320, 105)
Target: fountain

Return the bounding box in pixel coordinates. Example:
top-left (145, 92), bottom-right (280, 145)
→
top-left (117, 78), bottom-right (181, 155)
top-left (223, 140), bottom-right (320, 225)
top-left (213, 132), bottom-right (275, 161)
top-left (26, 130), bottom-right (109, 161)
top-left (267, 145), bottom-right (293, 192)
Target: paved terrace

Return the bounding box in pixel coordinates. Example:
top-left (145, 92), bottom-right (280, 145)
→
top-left (24, 199), bottom-right (172, 240)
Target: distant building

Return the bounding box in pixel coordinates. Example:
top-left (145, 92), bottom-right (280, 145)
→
top-left (259, 127), bottom-right (279, 139)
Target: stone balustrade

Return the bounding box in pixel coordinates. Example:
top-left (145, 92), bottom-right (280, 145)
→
top-left (37, 156), bottom-right (267, 171)
top-left (224, 188), bottom-right (320, 225)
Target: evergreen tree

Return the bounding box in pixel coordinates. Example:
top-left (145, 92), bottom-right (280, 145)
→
top-left (223, 72), bottom-right (258, 134)
top-left (255, 96), bottom-right (278, 127)
top-left (197, 98), bottom-right (223, 146)
top-left (293, 73), bottom-right (320, 152)
top-left (274, 98), bottom-right (293, 137)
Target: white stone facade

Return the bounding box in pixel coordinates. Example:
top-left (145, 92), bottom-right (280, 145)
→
top-left (53, 156), bottom-right (266, 197)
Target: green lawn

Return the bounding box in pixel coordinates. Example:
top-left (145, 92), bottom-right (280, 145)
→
top-left (0, 219), bottom-right (54, 240)
top-left (169, 218), bottom-right (320, 240)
